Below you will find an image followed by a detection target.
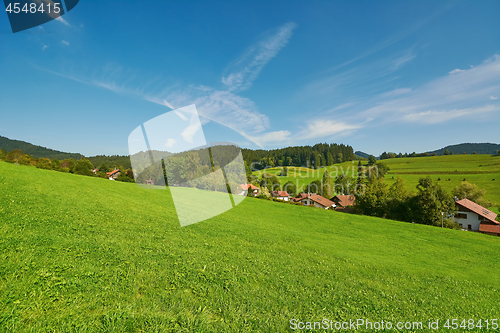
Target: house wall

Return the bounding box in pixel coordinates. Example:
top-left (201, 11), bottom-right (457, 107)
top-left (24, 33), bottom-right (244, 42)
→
top-left (313, 202), bottom-right (328, 209)
top-left (455, 211), bottom-right (481, 231)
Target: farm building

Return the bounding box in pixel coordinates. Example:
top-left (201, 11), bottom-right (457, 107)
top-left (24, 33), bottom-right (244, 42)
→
top-left (240, 184), bottom-right (259, 196)
top-left (332, 194), bottom-right (356, 212)
top-left (271, 191), bottom-right (291, 201)
top-left (294, 193), bottom-right (336, 209)
top-left (454, 198), bottom-right (499, 236)
top-left (106, 169), bottom-right (121, 180)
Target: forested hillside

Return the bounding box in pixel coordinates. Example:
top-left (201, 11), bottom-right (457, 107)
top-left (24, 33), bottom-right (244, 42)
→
top-left (427, 143), bottom-right (500, 155)
top-left (0, 136), bottom-right (84, 160)
top-left (242, 143), bottom-right (356, 169)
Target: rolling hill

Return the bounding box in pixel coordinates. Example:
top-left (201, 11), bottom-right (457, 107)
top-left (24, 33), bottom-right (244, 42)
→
top-left (0, 135), bottom-right (84, 161)
top-left (1, 161), bottom-right (499, 331)
top-left (354, 151), bottom-right (371, 159)
top-left (427, 142), bottom-right (500, 156)
top-left (253, 155), bottom-right (500, 212)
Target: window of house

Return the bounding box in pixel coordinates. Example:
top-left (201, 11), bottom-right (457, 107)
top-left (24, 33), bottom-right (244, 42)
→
top-left (468, 224), bottom-right (472, 230)
top-left (455, 213), bottom-right (467, 219)
top-left (459, 223), bottom-right (463, 228)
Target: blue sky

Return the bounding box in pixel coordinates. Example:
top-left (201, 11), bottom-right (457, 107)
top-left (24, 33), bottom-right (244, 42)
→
top-left (1, 1), bottom-right (499, 157)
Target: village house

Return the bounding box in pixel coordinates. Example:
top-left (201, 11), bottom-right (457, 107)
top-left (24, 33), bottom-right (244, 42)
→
top-left (106, 169), bottom-right (121, 180)
top-left (331, 194), bottom-right (356, 212)
top-left (271, 190), bottom-right (291, 201)
top-left (294, 193), bottom-right (336, 209)
top-left (240, 184), bottom-right (260, 196)
top-left (454, 198), bottom-right (500, 236)
top-left (145, 179), bottom-right (155, 185)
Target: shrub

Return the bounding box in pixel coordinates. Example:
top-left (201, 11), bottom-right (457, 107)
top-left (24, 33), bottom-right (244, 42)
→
top-left (36, 158), bottom-right (52, 170)
top-left (73, 158), bottom-right (95, 176)
top-left (5, 149), bottom-right (24, 163)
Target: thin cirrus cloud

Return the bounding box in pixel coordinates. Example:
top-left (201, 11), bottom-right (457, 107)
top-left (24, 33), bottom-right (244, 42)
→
top-left (39, 23), bottom-right (298, 148)
top-left (297, 54), bottom-right (500, 141)
top-left (87, 23), bottom-right (297, 148)
top-left (390, 49), bottom-right (417, 70)
top-left (449, 68), bottom-right (465, 74)
top-left (222, 22), bottom-right (296, 92)
top-left (164, 138), bottom-right (176, 147)
top-left (358, 54), bottom-right (500, 124)
top-left (297, 120), bottom-right (362, 140)
top-left (301, 48), bottom-right (417, 102)
top-left (55, 16), bottom-right (71, 27)
top-left (403, 105), bottom-right (499, 124)
top-left (61, 40), bottom-right (70, 46)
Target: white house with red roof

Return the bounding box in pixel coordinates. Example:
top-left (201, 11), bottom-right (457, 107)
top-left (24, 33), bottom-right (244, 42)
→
top-left (454, 198), bottom-right (499, 236)
top-left (294, 193), bottom-right (336, 209)
top-left (271, 190), bottom-right (291, 201)
top-left (240, 184), bottom-right (259, 196)
top-left (106, 169), bottom-right (121, 180)
top-left (331, 194), bottom-right (356, 212)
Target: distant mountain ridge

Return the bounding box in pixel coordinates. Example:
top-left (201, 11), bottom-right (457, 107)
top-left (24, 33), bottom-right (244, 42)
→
top-left (0, 135), bottom-right (84, 160)
top-left (354, 151), bottom-right (372, 159)
top-left (2, 135), bottom-right (498, 167)
top-left (427, 143), bottom-right (500, 156)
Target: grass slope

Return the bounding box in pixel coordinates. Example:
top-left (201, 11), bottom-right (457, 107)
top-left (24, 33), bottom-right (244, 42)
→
top-left (382, 155), bottom-right (500, 211)
top-left (1, 161), bottom-right (500, 332)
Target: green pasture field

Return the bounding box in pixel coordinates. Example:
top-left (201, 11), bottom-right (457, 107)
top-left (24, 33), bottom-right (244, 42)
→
top-left (252, 155), bottom-right (500, 210)
top-left (1, 161), bottom-right (500, 331)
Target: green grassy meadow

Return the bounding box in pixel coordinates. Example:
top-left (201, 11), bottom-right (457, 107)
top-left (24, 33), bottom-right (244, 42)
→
top-left (1, 161), bottom-right (500, 332)
top-left (253, 155), bottom-right (500, 211)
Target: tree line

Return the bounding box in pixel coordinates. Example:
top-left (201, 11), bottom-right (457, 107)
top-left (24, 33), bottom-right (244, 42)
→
top-left (354, 174), bottom-right (498, 227)
top-left (248, 159), bottom-right (499, 226)
top-left (242, 143), bottom-right (357, 170)
top-left (0, 149), bottom-right (134, 182)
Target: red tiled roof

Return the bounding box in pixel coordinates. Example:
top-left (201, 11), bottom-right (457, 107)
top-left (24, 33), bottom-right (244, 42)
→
top-left (455, 198), bottom-right (498, 224)
top-left (333, 194), bottom-right (356, 207)
top-left (106, 169), bottom-right (120, 176)
top-left (479, 224), bottom-right (500, 234)
top-left (241, 184), bottom-right (259, 190)
top-left (297, 193), bottom-right (335, 208)
top-left (271, 191), bottom-right (290, 197)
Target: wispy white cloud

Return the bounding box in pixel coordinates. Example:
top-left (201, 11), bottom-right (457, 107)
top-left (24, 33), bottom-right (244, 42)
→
top-left (298, 120), bottom-right (362, 140)
top-left (243, 130), bottom-right (292, 147)
top-left (301, 48), bottom-right (417, 103)
top-left (164, 138), bottom-right (176, 147)
top-left (295, 53), bottom-right (500, 143)
top-left (390, 50), bottom-right (416, 70)
top-left (61, 40), bottom-right (70, 46)
top-left (403, 105), bottom-right (499, 124)
top-left (357, 55), bottom-right (500, 123)
top-left (449, 68), bottom-right (465, 74)
top-left (222, 22), bottom-right (296, 92)
top-left (55, 16), bottom-right (70, 27)
top-left (162, 99), bottom-right (174, 109)
top-left (331, 6), bottom-right (450, 70)
top-left (42, 45), bottom-right (48, 51)
top-left (380, 88), bottom-right (412, 97)
top-left (36, 22), bottom-right (299, 148)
